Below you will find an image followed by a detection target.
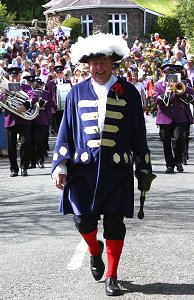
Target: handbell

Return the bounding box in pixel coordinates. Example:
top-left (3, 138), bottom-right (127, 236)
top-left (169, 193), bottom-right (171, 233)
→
top-left (137, 172), bottom-right (157, 219)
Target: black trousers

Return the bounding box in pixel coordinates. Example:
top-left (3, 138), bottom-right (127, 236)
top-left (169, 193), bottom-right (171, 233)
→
top-left (30, 124), bottom-right (48, 164)
top-left (159, 122), bottom-right (188, 167)
top-left (7, 125), bottom-right (31, 172)
top-left (73, 212), bottom-right (126, 240)
top-left (50, 111), bottom-right (63, 134)
top-left (182, 123), bottom-right (190, 161)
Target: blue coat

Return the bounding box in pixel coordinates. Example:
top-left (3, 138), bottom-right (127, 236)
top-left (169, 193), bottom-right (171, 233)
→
top-left (52, 78), bottom-right (152, 217)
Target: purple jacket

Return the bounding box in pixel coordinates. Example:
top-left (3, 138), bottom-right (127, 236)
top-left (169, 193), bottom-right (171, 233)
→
top-left (32, 89), bottom-right (52, 127)
top-left (154, 79), bottom-right (194, 125)
top-left (1, 83), bottom-right (38, 128)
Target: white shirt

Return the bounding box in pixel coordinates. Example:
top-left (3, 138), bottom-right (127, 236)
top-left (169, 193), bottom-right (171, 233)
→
top-left (91, 74), bottom-right (117, 134)
top-left (56, 78), bottom-right (64, 85)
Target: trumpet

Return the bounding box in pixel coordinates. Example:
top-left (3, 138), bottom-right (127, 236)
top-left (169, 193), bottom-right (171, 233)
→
top-left (169, 81), bottom-right (186, 95)
top-left (163, 81), bottom-right (187, 107)
top-left (170, 81), bottom-right (194, 105)
top-left (0, 72), bottom-right (39, 120)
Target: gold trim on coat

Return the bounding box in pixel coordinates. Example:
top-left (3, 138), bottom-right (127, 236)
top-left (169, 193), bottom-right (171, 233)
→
top-left (103, 124), bottom-right (119, 133)
top-left (87, 138), bottom-right (116, 148)
top-left (107, 97), bottom-right (127, 106)
top-left (106, 110), bottom-right (123, 120)
top-left (113, 152), bottom-right (121, 163)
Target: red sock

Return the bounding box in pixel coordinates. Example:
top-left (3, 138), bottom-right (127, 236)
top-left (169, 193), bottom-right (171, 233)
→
top-left (80, 229), bottom-right (100, 256)
top-left (106, 239), bottom-right (124, 279)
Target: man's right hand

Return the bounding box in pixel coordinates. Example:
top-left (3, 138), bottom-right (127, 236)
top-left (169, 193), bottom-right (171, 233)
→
top-left (52, 173), bottom-right (67, 190)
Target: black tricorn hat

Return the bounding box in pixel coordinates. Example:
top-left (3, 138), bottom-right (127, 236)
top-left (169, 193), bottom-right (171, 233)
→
top-left (54, 65), bottom-right (64, 72)
top-left (79, 52), bottom-right (122, 64)
top-left (161, 63), bottom-right (183, 73)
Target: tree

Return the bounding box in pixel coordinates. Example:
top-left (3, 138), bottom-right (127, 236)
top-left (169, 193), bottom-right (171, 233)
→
top-left (61, 18), bottom-right (82, 42)
top-left (1, 0), bottom-right (48, 21)
top-left (0, 3), bottom-right (16, 36)
top-left (151, 15), bottom-right (183, 44)
top-left (176, 0), bottom-right (194, 50)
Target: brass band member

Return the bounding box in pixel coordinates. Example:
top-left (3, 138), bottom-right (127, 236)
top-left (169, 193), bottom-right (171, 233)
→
top-left (45, 65), bottom-right (72, 135)
top-left (23, 75), bottom-right (52, 169)
top-left (154, 64), bottom-right (194, 173)
top-left (0, 67), bottom-right (38, 177)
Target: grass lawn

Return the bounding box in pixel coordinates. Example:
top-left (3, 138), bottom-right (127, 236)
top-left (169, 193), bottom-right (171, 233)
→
top-left (132, 0), bottom-right (178, 15)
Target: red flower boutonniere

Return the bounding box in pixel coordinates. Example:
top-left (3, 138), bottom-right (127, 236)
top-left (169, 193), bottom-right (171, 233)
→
top-left (111, 83), bottom-right (124, 100)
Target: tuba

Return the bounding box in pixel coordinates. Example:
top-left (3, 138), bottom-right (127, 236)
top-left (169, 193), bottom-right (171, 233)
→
top-left (0, 72), bottom-right (39, 120)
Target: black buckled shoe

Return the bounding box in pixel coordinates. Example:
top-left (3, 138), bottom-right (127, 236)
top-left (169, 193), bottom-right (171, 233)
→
top-left (21, 169), bottom-right (28, 176)
top-left (176, 164), bottom-right (184, 172)
top-left (105, 276), bottom-right (122, 296)
top-left (10, 171), bottom-right (18, 177)
top-left (90, 240), bottom-right (105, 281)
top-left (37, 161), bottom-right (45, 168)
top-left (29, 164), bottom-right (36, 169)
top-left (165, 166), bottom-right (174, 174)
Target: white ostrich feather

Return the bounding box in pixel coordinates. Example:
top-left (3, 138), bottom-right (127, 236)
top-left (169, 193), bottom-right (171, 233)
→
top-left (70, 33), bottom-right (130, 64)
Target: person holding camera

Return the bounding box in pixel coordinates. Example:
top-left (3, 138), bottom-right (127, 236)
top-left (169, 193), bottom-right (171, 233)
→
top-left (154, 63), bottom-right (194, 173)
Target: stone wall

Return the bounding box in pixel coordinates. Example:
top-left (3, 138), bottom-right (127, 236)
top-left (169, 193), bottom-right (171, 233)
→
top-left (46, 7), bottom-right (157, 45)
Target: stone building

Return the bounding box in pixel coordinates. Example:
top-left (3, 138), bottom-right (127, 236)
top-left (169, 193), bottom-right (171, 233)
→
top-left (43, 0), bottom-right (162, 45)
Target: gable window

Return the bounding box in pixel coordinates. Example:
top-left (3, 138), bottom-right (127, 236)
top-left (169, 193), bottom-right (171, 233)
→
top-left (81, 15), bottom-right (93, 37)
top-left (108, 14), bottom-right (127, 35)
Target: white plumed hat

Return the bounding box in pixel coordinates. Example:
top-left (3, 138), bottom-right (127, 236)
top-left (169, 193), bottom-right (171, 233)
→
top-left (70, 33), bottom-right (130, 64)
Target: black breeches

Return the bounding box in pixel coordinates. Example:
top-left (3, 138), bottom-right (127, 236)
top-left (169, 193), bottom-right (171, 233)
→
top-left (50, 111), bottom-right (63, 134)
top-left (73, 212), bottom-right (126, 240)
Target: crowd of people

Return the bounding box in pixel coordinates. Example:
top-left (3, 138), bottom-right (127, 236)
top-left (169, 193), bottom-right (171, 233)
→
top-left (0, 31), bottom-right (194, 175)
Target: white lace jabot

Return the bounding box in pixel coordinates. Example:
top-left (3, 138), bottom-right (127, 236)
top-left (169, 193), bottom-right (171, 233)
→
top-left (91, 74), bottom-right (117, 134)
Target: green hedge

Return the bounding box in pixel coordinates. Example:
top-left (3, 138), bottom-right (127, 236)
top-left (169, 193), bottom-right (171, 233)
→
top-left (151, 15), bottom-right (184, 44)
top-left (61, 18), bottom-right (82, 43)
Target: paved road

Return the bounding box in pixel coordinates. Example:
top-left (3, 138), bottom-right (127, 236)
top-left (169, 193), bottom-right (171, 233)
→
top-left (0, 116), bottom-right (194, 300)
